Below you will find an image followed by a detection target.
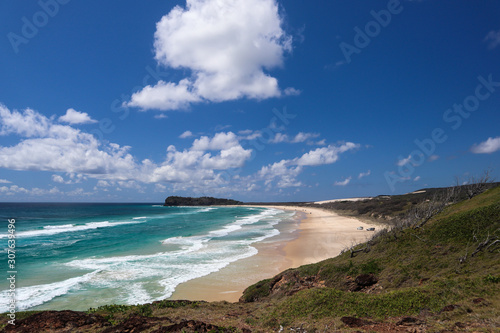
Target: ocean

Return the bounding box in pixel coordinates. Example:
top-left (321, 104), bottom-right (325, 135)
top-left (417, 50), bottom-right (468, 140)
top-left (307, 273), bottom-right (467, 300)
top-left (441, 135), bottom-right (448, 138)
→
top-left (0, 203), bottom-right (295, 312)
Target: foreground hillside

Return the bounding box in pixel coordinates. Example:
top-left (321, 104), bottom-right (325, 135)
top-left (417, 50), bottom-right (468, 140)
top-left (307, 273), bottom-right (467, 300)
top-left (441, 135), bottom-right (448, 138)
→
top-left (2, 186), bottom-right (499, 332)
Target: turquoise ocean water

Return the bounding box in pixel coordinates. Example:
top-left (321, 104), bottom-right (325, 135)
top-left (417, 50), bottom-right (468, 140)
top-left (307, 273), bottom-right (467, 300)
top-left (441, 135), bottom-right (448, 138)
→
top-left (0, 203), bottom-right (294, 312)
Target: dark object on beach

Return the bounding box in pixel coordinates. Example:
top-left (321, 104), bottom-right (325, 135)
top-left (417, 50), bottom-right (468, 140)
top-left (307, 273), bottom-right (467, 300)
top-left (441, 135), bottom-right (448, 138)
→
top-left (366, 227), bottom-right (375, 231)
top-left (164, 196), bottom-right (242, 206)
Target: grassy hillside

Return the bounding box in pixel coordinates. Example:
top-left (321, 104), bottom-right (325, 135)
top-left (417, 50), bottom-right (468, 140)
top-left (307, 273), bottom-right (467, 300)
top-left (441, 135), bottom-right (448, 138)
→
top-left (242, 185), bottom-right (500, 330)
top-left (2, 186), bottom-right (499, 332)
top-left (310, 182), bottom-right (500, 223)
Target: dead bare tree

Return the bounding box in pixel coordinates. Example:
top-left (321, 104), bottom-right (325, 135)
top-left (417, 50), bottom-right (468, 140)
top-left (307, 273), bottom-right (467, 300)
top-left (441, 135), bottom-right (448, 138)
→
top-left (346, 240), bottom-right (371, 258)
top-left (457, 169), bottom-right (495, 200)
top-left (411, 190), bottom-right (455, 229)
top-left (471, 231), bottom-right (500, 257)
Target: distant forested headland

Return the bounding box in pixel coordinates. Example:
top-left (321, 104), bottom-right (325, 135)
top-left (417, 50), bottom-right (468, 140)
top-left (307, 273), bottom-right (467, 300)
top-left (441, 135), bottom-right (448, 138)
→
top-left (163, 196), bottom-right (242, 206)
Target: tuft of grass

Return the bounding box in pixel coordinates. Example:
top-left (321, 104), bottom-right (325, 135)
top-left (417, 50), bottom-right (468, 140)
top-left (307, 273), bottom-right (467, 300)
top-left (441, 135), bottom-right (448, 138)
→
top-left (134, 304), bottom-right (153, 317)
top-left (87, 304), bottom-right (131, 314)
top-left (484, 274), bottom-right (500, 284)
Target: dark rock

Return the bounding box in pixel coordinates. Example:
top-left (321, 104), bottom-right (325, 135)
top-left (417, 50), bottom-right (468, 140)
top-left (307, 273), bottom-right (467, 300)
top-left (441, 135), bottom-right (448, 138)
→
top-left (455, 322), bottom-right (467, 328)
top-left (164, 196), bottom-right (242, 206)
top-left (2, 310), bottom-right (109, 333)
top-left (355, 273), bottom-right (378, 287)
top-left (396, 316), bottom-right (425, 326)
top-left (340, 316), bottom-right (371, 327)
top-left (348, 273), bottom-right (378, 291)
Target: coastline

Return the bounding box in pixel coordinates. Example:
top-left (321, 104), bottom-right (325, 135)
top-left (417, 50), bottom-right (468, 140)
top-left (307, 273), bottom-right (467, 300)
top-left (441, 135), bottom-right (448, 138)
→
top-left (170, 205), bottom-right (380, 302)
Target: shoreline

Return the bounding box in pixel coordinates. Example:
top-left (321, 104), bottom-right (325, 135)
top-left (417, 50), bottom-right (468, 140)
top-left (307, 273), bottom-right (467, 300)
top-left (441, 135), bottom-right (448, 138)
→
top-left (170, 205), bottom-right (380, 302)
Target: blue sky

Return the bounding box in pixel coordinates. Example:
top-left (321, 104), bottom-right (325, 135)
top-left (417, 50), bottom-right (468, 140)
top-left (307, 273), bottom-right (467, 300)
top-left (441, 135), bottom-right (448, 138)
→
top-left (0, 0), bottom-right (499, 202)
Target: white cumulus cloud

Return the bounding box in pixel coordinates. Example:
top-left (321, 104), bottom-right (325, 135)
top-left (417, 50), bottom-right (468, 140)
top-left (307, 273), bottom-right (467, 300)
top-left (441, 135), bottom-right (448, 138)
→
top-left (334, 177), bottom-right (351, 186)
top-left (59, 108), bottom-right (97, 125)
top-left (258, 160), bottom-right (303, 188)
top-left (191, 132), bottom-right (240, 151)
top-left (358, 170), bottom-right (371, 179)
top-left (127, 0), bottom-right (293, 111)
top-left (179, 130), bottom-right (193, 139)
top-left (257, 142), bottom-right (359, 188)
top-left (295, 142), bottom-right (359, 166)
top-left (471, 137), bottom-right (500, 154)
top-left (397, 154), bottom-right (412, 166)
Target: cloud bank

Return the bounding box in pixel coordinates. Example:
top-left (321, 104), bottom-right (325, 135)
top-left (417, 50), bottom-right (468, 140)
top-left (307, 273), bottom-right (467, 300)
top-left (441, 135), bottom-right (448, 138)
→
top-left (0, 104), bottom-right (360, 196)
top-left (0, 105), bottom-right (252, 191)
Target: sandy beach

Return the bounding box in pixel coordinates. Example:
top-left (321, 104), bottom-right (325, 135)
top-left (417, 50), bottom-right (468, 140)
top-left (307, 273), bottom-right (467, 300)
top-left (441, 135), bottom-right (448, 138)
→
top-left (170, 205), bottom-right (380, 302)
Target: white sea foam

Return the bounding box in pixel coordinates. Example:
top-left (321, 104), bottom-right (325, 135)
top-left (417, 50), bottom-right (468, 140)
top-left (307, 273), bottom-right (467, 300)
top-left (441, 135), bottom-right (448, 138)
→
top-left (0, 220), bottom-right (145, 239)
top-left (160, 208), bottom-right (281, 248)
top-left (198, 207), bottom-right (215, 212)
top-left (43, 224), bottom-right (75, 230)
top-left (125, 283), bottom-right (152, 305)
top-left (208, 208), bottom-right (281, 238)
top-left (62, 209), bottom-right (282, 304)
top-left (0, 270), bottom-right (101, 313)
top-left (161, 236), bottom-right (206, 252)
